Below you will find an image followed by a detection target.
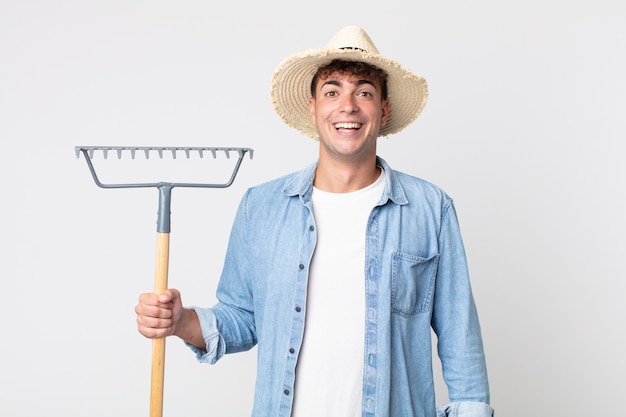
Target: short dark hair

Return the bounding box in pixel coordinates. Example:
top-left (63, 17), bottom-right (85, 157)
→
top-left (310, 59), bottom-right (388, 100)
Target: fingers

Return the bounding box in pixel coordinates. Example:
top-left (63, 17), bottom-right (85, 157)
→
top-left (138, 288), bottom-right (179, 305)
top-left (135, 289), bottom-right (182, 339)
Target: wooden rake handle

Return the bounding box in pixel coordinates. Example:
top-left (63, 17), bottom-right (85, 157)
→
top-left (150, 232), bottom-right (170, 417)
top-left (150, 186), bottom-right (173, 417)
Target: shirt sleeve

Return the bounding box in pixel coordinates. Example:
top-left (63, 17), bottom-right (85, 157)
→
top-left (431, 198), bottom-right (493, 411)
top-left (184, 306), bottom-right (226, 364)
top-left (184, 190), bottom-right (258, 363)
top-left (437, 401), bottom-right (495, 417)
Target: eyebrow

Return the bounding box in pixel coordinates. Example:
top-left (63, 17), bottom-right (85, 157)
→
top-left (320, 79), bottom-right (376, 89)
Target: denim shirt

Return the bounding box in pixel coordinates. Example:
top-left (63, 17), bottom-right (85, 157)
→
top-left (189, 157), bottom-right (493, 417)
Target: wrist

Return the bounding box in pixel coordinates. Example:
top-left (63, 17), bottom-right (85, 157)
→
top-left (174, 308), bottom-right (204, 349)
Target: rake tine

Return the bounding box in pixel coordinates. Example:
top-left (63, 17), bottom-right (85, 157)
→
top-left (75, 146), bottom-right (255, 161)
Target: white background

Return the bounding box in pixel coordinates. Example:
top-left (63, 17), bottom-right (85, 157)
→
top-left (1, 1), bottom-right (624, 416)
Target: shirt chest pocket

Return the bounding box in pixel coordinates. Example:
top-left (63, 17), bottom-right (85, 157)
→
top-left (391, 252), bottom-right (439, 317)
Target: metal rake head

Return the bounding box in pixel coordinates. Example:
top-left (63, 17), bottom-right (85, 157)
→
top-left (75, 146), bottom-right (253, 189)
top-left (75, 146), bottom-right (253, 161)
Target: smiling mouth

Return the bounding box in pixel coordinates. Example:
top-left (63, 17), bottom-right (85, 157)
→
top-left (334, 122), bottom-right (362, 130)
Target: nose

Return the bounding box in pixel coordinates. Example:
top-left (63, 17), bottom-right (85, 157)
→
top-left (339, 94), bottom-right (358, 113)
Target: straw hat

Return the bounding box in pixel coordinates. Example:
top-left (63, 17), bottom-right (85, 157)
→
top-left (270, 25), bottom-right (428, 140)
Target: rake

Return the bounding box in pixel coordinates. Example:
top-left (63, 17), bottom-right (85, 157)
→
top-left (75, 145), bottom-right (253, 417)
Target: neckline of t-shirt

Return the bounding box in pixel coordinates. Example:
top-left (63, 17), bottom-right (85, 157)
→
top-left (312, 168), bottom-right (386, 197)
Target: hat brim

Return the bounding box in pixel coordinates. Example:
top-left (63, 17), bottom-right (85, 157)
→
top-left (271, 48), bottom-right (428, 140)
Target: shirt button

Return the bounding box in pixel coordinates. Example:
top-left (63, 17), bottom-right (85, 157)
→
top-left (284, 389), bottom-right (290, 395)
top-left (309, 225), bottom-right (314, 231)
top-left (295, 306), bottom-right (302, 312)
top-left (299, 263), bottom-right (305, 269)
top-left (289, 347), bottom-right (295, 354)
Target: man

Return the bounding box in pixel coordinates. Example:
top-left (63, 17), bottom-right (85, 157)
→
top-left (136, 25), bottom-right (493, 417)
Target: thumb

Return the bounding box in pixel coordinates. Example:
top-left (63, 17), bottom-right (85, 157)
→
top-left (157, 288), bottom-right (181, 304)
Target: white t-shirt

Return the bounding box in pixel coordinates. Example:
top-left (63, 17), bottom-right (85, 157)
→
top-left (291, 170), bottom-right (386, 417)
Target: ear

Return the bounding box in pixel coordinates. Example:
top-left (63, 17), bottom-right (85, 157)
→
top-left (308, 97), bottom-right (316, 124)
top-left (380, 99), bottom-right (390, 126)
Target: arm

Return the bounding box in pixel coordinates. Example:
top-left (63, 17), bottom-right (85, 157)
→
top-left (186, 189), bottom-right (258, 362)
top-left (431, 200), bottom-right (493, 417)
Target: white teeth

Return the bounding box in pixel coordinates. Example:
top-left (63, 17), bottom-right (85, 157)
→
top-left (334, 122), bottom-right (361, 129)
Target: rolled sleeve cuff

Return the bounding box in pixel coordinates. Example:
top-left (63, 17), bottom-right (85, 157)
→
top-left (437, 402), bottom-right (494, 417)
top-left (184, 306), bottom-right (225, 364)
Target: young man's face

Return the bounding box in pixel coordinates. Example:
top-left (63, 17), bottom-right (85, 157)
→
top-left (309, 71), bottom-right (389, 164)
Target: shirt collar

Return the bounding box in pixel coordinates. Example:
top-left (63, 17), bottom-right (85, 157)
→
top-left (282, 156), bottom-right (408, 206)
